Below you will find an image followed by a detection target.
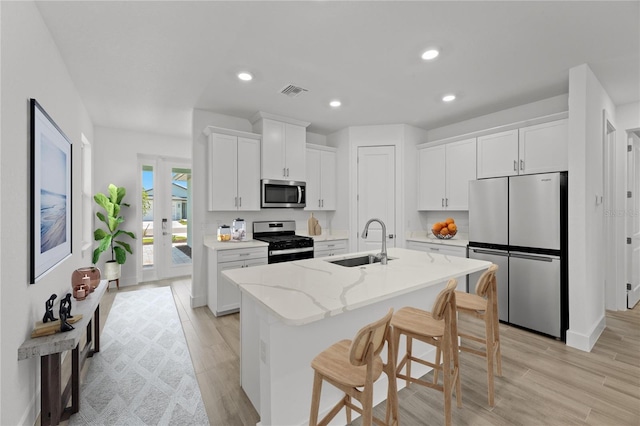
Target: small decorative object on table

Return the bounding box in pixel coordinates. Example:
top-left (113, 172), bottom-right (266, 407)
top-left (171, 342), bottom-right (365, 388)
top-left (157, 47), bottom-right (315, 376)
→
top-left (217, 225), bottom-right (231, 241)
top-left (43, 294), bottom-right (58, 323)
top-left (72, 267), bottom-right (100, 293)
top-left (59, 293), bottom-right (74, 332)
top-left (432, 217), bottom-right (458, 239)
top-left (308, 213), bottom-right (321, 236)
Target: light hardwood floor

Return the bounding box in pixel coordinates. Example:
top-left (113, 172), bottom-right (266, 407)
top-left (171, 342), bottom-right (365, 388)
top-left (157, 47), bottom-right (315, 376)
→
top-left (94, 278), bottom-right (639, 426)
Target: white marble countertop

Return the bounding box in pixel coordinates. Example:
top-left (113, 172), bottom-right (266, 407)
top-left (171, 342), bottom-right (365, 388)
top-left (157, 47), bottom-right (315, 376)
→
top-left (223, 247), bottom-right (490, 326)
top-left (296, 230), bottom-right (349, 242)
top-left (203, 235), bottom-right (268, 251)
top-left (406, 233), bottom-right (469, 248)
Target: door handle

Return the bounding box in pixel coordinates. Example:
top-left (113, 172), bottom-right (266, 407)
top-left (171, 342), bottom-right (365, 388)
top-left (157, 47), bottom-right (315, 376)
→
top-left (388, 234), bottom-right (394, 239)
top-left (239, 197), bottom-right (242, 207)
top-left (513, 160), bottom-right (517, 171)
top-left (321, 199), bottom-right (324, 208)
top-left (442, 198), bottom-right (445, 207)
top-left (162, 218), bottom-right (168, 236)
top-left (520, 159), bottom-right (524, 171)
top-left (445, 198), bottom-right (448, 207)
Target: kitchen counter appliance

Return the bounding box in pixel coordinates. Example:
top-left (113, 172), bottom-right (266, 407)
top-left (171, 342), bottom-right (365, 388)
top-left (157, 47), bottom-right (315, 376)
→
top-left (253, 220), bottom-right (314, 263)
top-left (468, 172), bottom-right (568, 340)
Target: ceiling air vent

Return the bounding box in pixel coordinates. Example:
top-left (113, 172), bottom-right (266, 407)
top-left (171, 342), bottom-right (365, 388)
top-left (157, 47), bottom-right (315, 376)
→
top-left (280, 84), bottom-right (309, 98)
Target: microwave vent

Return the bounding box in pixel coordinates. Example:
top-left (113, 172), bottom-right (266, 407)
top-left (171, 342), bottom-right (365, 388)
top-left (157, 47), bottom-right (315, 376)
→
top-left (280, 84), bottom-right (309, 98)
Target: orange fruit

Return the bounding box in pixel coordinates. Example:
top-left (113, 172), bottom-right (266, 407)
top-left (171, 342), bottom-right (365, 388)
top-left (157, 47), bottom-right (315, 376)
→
top-left (432, 222), bottom-right (443, 232)
top-left (440, 227), bottom-right (450, 236)
top-left (445, 217), bottom-right (455, 225)
top-left (448, 223), bottom-right (457, 232)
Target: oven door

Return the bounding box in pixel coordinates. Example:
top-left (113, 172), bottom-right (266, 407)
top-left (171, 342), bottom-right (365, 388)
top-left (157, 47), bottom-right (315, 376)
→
top-left (268, 247), bottom-right (314, 264)
top-left (262, 179), bottom-right (306, 208)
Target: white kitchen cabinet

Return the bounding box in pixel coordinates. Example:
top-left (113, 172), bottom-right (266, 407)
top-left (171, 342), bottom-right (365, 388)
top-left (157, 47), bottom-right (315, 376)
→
top-left (305, 145), bottom-right (337, 210)
top-left (204, 127), bottom-right (261, 211)
top-left (208, 246), bottom-right (267, 316)
top-left (418, 138), bottom-right (476, 210)
top-left (477, 119), bottom-right (567, 178)
top-left (314, 239), bottom-right (348, 258)
top-left (518, 119), bottom-right (568, 175)
top-left (251, 112), bottom-right (310, 182)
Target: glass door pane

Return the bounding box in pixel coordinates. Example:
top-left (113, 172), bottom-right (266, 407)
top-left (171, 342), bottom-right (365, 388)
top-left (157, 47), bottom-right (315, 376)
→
top-left (169, 167), bottom-right (192, 267)
top-left (142, 165), bottom-right (154, 268)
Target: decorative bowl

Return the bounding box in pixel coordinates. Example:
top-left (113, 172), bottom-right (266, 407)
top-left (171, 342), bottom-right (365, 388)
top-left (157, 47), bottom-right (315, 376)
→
top-left (432, 229), bottom-right (457, 239)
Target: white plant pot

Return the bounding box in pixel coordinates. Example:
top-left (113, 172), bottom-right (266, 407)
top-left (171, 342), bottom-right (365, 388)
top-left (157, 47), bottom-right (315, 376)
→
top-left (104, 261), bottom-right (121, 280)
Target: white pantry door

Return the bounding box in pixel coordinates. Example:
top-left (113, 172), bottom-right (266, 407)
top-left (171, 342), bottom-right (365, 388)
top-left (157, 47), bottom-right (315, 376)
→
top-left (628, 133), bottom-right (640, 309)
top-left (357, 146), bottom-right (396, 252)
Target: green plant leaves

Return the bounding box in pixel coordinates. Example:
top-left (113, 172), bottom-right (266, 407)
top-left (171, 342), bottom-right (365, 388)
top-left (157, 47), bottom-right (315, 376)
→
top-left (93, 184), bottom-right (136, 265)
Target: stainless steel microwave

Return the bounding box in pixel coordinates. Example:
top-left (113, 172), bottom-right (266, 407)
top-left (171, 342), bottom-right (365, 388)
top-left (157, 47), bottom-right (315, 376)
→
top-left (261, 179), bottom-right (306, 208)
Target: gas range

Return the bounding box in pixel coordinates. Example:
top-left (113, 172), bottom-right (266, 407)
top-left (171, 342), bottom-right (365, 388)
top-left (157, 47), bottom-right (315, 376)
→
top-left (253, 221), bottom-right (314, 264)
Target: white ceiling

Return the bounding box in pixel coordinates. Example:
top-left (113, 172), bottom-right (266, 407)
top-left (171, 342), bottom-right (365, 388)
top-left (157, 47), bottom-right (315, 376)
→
top-left (35, 1), bottom-right (639, 138)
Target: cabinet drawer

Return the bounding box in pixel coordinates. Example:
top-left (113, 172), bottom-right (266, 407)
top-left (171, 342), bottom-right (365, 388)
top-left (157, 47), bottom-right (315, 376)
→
top-left (406, 241), bottom-right (466, 258)
top-left (314, 240), bottom-right (348, 252)
top-left (217, 247), bottom-right (267, 263)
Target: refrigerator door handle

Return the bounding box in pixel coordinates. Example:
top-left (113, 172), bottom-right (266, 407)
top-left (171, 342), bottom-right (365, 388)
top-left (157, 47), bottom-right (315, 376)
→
top-left (470, 249), bottom-right (509, 257)
top-left (509, 252), bottom-right (556, 262)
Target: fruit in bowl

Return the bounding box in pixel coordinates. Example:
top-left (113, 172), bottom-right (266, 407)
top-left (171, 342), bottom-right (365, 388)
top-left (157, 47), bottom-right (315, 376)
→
top-left (432, 218), bottom-right (457, 239)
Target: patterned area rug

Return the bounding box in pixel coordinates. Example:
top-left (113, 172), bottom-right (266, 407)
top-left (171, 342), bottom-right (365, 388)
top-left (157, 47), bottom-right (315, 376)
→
top-left (70, 287), bottom-right (209, 425)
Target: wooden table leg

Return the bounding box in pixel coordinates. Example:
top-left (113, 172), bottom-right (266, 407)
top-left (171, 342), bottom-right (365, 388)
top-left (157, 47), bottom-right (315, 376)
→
top-left (94, 305), bottom-right (100, 353)
top-left (41, 353), bottom-right (61, 426)
top-left (71, 345), bottom-right (80, 414)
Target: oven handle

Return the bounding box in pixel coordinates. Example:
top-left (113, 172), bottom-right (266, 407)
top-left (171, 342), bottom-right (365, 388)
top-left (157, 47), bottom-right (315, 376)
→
top-left (269, 247), bottom-right (314, 256)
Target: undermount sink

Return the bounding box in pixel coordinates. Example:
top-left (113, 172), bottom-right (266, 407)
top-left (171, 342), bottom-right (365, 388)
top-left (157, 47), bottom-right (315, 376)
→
top-left (327, 254), bottom-right (394, 267)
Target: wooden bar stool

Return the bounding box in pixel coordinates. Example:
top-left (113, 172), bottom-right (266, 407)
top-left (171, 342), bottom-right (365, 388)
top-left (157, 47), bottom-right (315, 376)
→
top-left (391, 279), bottom-right (461, 426)
top-left (454, 264), bottom-right (502, 406)
top-left (309, 309), bottom-right (398, 426)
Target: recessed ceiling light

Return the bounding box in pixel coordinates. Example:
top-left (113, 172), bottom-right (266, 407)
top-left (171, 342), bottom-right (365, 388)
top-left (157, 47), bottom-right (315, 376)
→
top-left (442, 94), bottom-right (456, 102)
top-left (237, 72), bottom-right (253, 81)
top-left (329, 100), bottom-right (341, 108)
top-left (421, 49), bottom-right (440, 60)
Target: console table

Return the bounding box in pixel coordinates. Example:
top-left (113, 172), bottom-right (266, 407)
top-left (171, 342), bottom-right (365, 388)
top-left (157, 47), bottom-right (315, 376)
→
top-left (18, 280), bottom-right (107, 425)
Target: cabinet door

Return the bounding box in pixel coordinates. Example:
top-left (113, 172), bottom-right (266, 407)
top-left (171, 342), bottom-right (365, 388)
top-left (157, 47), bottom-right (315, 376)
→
top-left (261, 119), bottom-right (285, 179)
top-left (305, 148), bottom-right (322, 210)
top-left (320, 150), bottom-right (337, 210)
top-left (518, 119), bottom-right (568, 175)
top-left (477, 129), bottom-right (519, 179)
top-left (209, 133), bottom-right (238, 211)
top-left (445, 138), bottom-right (476, 210)
top-left (237, 137), bottom-right (261, 211)
top-left (216, 260), bottom-right (244, 314)
top-left (418, 145), bottom-right (446, 210)
top-left (244, 257), bottom-right (268, 268)
top-left (284, 123), bottom-right (306, 181)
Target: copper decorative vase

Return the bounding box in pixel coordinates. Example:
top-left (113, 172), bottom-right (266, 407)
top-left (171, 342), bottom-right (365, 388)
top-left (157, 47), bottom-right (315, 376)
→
top-left (71, 267), bottom-right (101, 293)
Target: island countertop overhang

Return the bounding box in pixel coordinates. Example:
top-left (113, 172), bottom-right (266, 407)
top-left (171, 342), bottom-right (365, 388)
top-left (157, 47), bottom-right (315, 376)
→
top-left (222, 248), bottom-right (492, 326)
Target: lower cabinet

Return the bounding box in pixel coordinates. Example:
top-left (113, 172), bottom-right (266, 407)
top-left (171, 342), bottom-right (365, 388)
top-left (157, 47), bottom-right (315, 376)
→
top-left (314, 239), bottom-right (348, 258)
top-left (406, 241), bottom-right (468, 290)
top-left (208, 246), bottom-right (267, 316)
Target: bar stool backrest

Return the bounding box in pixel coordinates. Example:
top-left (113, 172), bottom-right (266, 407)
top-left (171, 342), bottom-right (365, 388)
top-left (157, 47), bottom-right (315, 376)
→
top-left (431, 279), bottom-right (458, 321)
top-left (474, 264), bottom-right (499, 299)
top-left (349, 308), bottom-right (394, 367)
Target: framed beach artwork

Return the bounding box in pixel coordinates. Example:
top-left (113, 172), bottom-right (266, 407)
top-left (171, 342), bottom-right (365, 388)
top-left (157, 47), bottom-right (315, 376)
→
top-left (30, 99), bottom-right (72, 283)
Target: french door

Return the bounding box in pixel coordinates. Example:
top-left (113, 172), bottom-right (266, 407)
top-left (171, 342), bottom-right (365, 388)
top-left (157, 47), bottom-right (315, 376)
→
top-left (140, 156), bottom-right (192, 281)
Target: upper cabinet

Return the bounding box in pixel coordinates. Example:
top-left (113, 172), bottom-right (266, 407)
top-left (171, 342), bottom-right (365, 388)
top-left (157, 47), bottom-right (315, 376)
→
top-left (204, 127), bottom-right (261, 211)
top-left (251, 112), bottom-right (310, 182)
top-left (418, 138), bottom-right (476, 210)
top-left (477, 118), bottom-right (567, 179)
top-left (305, 145), bottom-right (337, 210)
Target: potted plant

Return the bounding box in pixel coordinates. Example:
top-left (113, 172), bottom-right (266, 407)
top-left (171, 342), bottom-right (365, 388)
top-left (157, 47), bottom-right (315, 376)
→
top-left (92, 184), bottom-right (136, 280)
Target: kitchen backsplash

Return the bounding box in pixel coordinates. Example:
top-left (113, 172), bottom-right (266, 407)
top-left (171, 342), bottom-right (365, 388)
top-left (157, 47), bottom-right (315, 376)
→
top-left (203, 210), bottom-right (334, 236)
top-left (418, 211), bottom-right (470, 235)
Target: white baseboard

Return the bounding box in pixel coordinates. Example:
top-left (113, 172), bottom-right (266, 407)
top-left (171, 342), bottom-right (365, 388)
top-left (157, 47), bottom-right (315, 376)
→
top-left (566, 314), bottom-right (606, 352)
top-left (628, 283), bottom-right (640, 309)
top-left (191, 293), bottom-right (207, 308)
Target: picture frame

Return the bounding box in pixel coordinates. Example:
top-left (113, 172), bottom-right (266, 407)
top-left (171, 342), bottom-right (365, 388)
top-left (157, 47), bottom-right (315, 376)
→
top-left (30, 99), bottom-right (72, 283)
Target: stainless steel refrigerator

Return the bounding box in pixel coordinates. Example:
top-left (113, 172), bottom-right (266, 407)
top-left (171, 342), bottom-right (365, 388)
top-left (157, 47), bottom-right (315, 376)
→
top-left (468, 172), bottom-right (568, 340)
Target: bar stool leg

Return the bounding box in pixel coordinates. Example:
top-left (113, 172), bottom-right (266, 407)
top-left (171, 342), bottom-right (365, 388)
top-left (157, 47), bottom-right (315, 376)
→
top-left (309, 371), bottom-right (322, 426)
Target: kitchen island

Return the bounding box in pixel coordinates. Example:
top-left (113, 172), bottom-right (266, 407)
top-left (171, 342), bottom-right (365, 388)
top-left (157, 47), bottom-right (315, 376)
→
top-left (223, 247), bottom-right (491, 426)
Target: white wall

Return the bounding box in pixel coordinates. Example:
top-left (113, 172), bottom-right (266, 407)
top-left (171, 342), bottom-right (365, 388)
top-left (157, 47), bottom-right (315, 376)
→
top-left (191, 109), bottom-right (332, 307)
top-left (566, 64), bottom-right (616, 351)
top-left (93, 126), bottom-right (192, 285)
top-left (0, 2), bottom-right (93, 424)
top-left (426, 94), bottom-right (569, 142)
